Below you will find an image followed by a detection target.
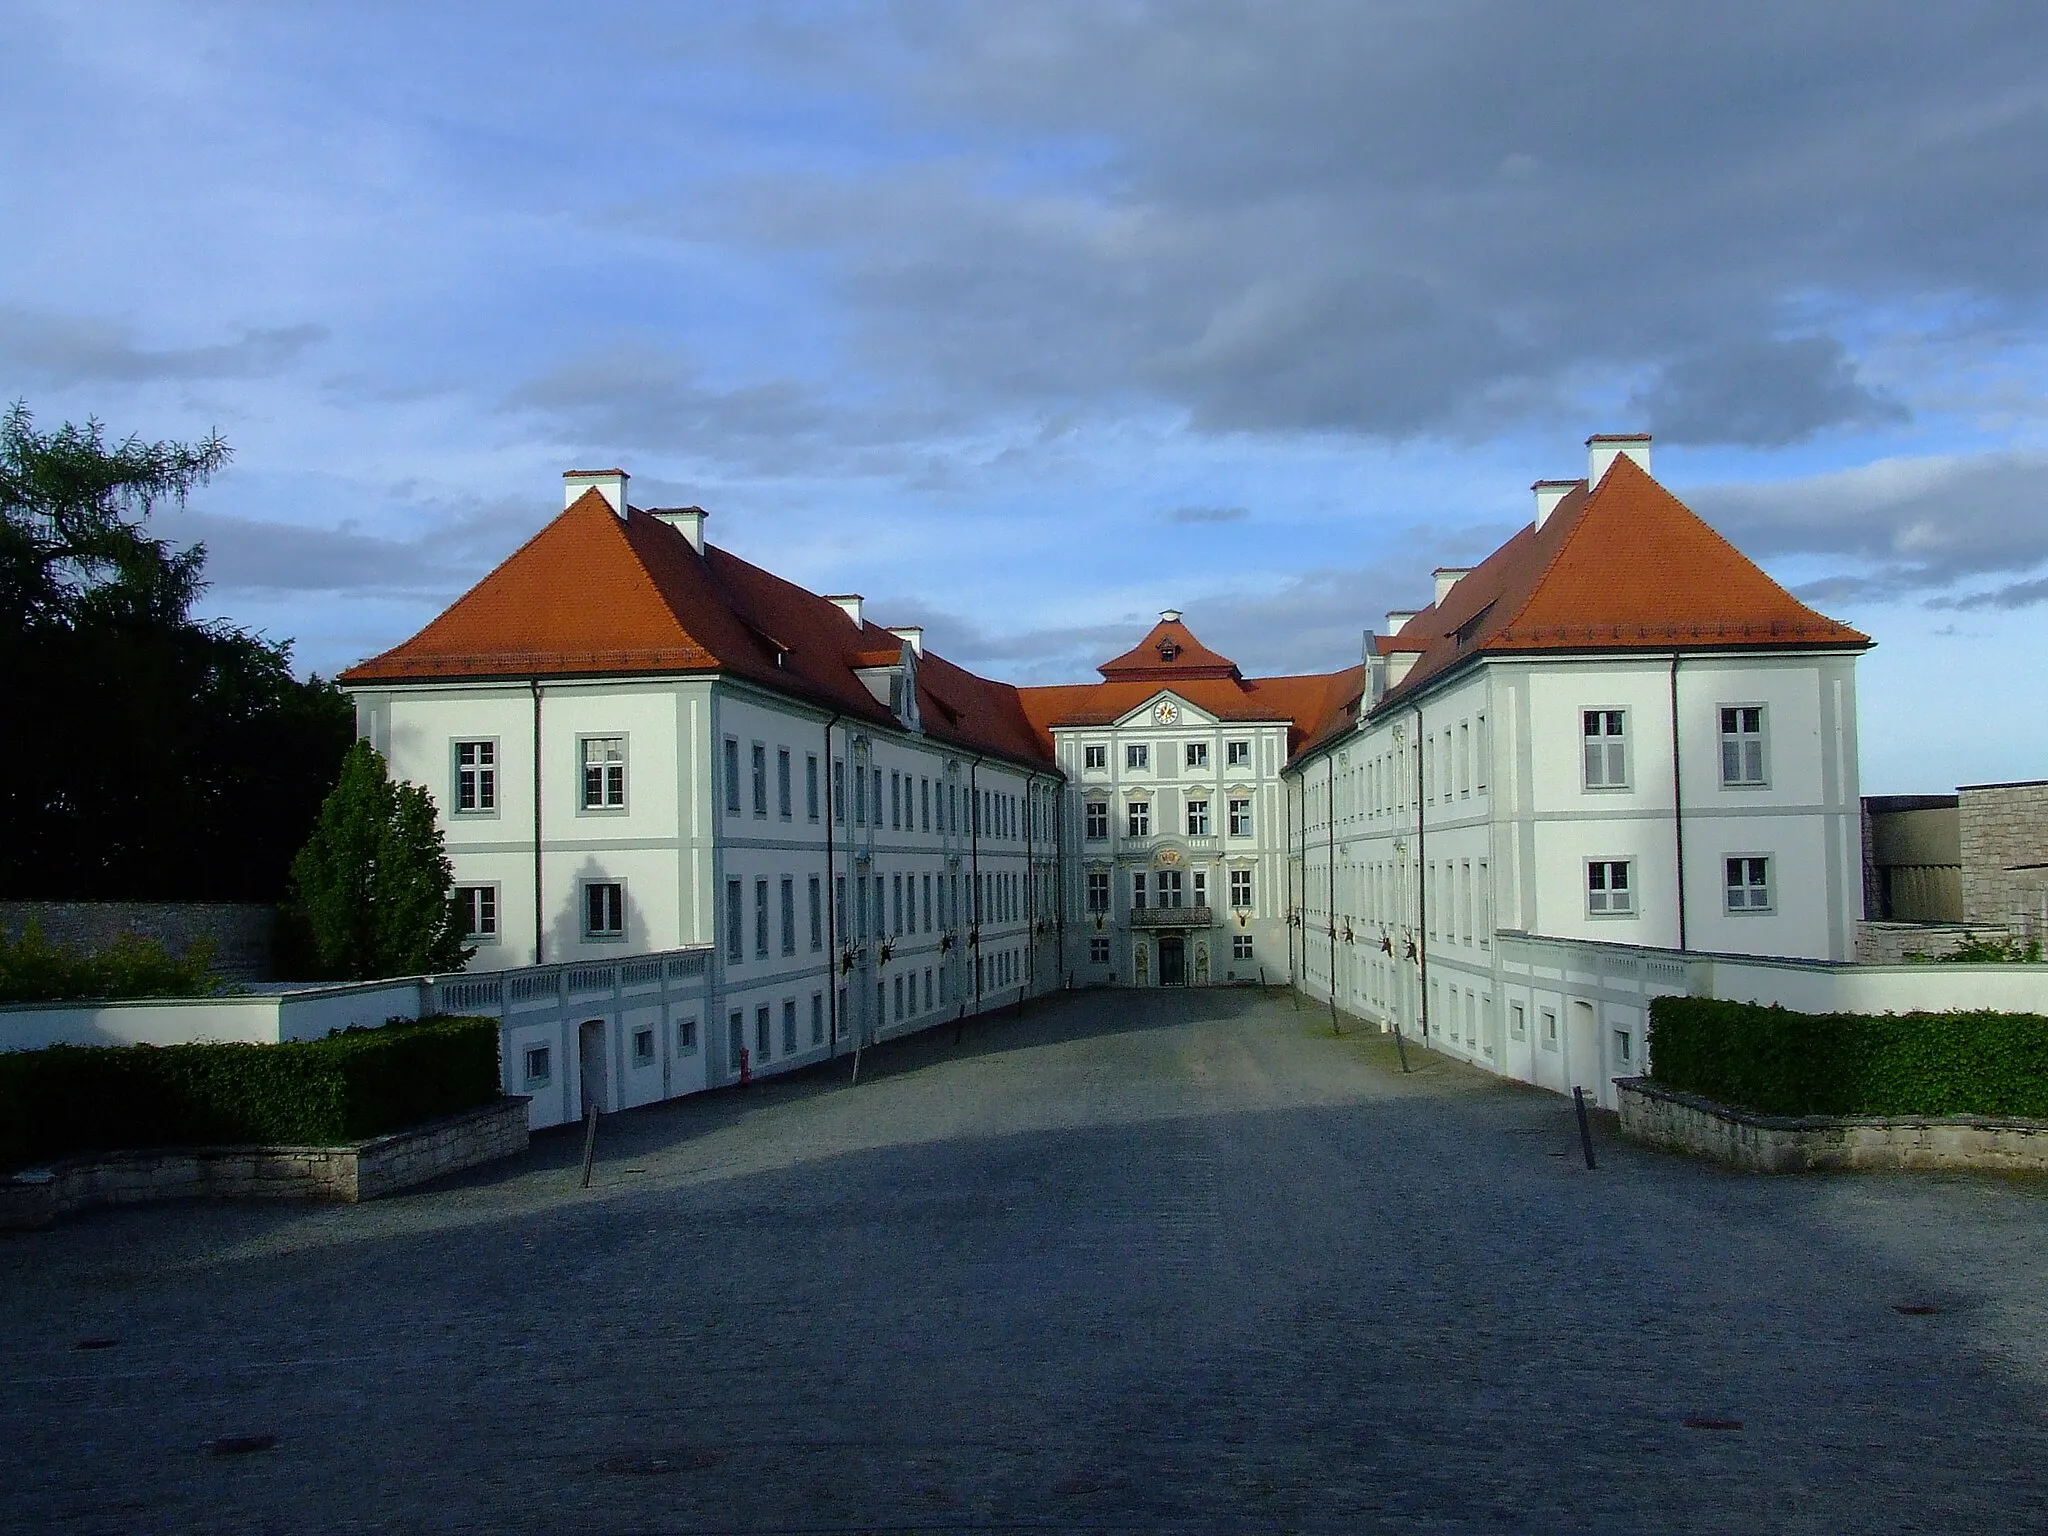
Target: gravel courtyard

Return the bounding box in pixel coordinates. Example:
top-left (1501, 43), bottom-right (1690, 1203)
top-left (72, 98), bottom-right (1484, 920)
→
top-left (5, 987), bottom-right (2045, 1533)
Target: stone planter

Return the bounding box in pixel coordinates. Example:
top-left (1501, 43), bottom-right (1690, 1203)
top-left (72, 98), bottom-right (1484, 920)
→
top-left (0, 1096), bottom-right (530, 1231)
top-left (1616, 1077), bottom-right (2048, 1174)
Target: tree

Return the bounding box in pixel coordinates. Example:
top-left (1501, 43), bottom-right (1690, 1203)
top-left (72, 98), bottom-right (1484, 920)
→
top-left (289, 741), bottom-right (472, 979)
top-left (0, 403), bottom-right (354, 902)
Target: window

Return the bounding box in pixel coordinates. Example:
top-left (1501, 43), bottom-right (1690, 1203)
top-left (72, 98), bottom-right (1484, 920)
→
top-left (775, 748), bottom-right (792, 819)
top-left (921, 777), bottom-right (931, 831)
top-left (1459, 722), bottom-right (1471, 798)
top-left (1086, 871), bottom-right (1110, 914)
top-left (922, 873), bottom-right (933, 932)
top-left (582, 737), bottom-right (626, 810)
top-left (1541, 1008), bottom-right (1558, 1048)
top-left (634, 1027), bottom-right (655, 1065)
top-left (1475, 715), bottom-right (1488, 794)
top-left (1132, 872), bottom-right (1148, 910)
top-left (811, 993), bottom-right (825, 1045)
top-left (892, 873), bottom-right (903, 935)
top-left (1186, 798), bottom-right (1210, 836)
top-left (782, 1000), bottom-right (797, 1054)
top-left (1126, 743), bottom-right (1149, 770)
top-left (1232, 933), bottom-right (1253, 960)
top-left (756, 1005), bottom-right (771, 1062)
top-left (780, 877), bottom-right (796, 954)
top-left (584, 881), bottom-right (625, 940)
top-left (923, 969), bottom-right (932, 1011)
top-left (893, 973), bottom-right (905, 1021)
top-left (523, 1045), bottom-right (551, 1087)
top-left (724, 738), bottom-right (741, 815)
top-left (873, 768), bottom-right (883, 827)
top-left (1226, 739), bottom-right (1250, 768)
top-left (1228, 798), bottom-right (1252, 837)
top-left (1160, 870), bottom-right (1183, 908)
top-left (835, 875), bottom-right (848, 941)
top-left (1509, 1003), bottom-right (1526, 1040)
top-left (751, 743), bottom-right (768, 816)
top-left (1614, 1029), bottom-right (1634, 1068)
top-left (1085, 801), bottom-right (1109, 840)
top-left (1587, 860), bottom-right (1634, 916)
top-left (806, 754), bottom-right (820, 821)
top-left (453, 740), bottom-right (496, 813)
top-left (1186, 742), bottom-right (1209, 768)
top-left (833, 758), bottom-right (846, 823)
top-left (754, 879), bottom-right (769, 956)
top-left (1089, 936), bottom-right (1111, 964)
top-left (890, 771), bottom-right (902, 830)
top-left (1720, 706), bottom-right (1768, 786)
top-left (1085, 744), bottom-right (1107, 770)
top-left (729, 1011), bottom-right (744, 1068)
top-left (1726, 856), bottom-right (1772, 912)
top-left (725, 879), bottom-right (743, 962)
top-left (1582, 710), bottom-right (1628, 789)
top-left (837, 987), bottom-right (848, 1037)
top-left (1229, 869), bottom-right (1253, 909)
top-left (1127, 800), bottom-right (1151, 837)
top-left (809, 877), bottom-right (823, 950)
top-left (677, 1018), bottom-right (698, 1054)
top-left (455, 885), bottom-right (498, 941)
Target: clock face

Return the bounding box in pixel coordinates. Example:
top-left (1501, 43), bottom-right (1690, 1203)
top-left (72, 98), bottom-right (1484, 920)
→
top-left (1155, 701), bottom-right (1180, 724)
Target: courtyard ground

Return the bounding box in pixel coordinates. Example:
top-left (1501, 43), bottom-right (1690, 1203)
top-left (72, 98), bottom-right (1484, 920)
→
top-left (4, 986), bottom-right (2045, 1533)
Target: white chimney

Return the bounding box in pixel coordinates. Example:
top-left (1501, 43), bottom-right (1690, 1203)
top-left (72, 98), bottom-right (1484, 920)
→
top-left (652, 506), bottom-right (708, 554)
top-left (886, 625), bottom-right (923, 657)
top-left (1433, 568), bottom-right (1470, 606)
top-left (563, 468), bottom-right (629, 519)
top-left (1385, 610), bottom-right (1418, 636)
top-left (1586, 433), bottom-right (1651, 487)
top-left (827, 594), bottom-right (864, 627)
top-left (1532, 479), bottom-right (1579, 530)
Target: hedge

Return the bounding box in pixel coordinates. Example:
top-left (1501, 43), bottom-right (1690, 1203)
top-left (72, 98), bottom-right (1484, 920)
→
top-left (1647, 996), bottom-right (2048, 1118)
top-left (0, 1015), bottom-right (500, 1173)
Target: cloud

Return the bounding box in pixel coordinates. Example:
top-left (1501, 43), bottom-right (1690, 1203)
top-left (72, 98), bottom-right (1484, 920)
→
top-left (0, 307), bottom-right (327, 385)
top-left (1163, 504), bottom-right (1248, 524)
top-left (171, 510), bottom-right (470, 598)
top-left (1627, 335), bottom-right (1908, 447)
top-left (1689, 449), bottom-right (2048, 603)
top-left (1930, 574), bottom-right (2048, 611)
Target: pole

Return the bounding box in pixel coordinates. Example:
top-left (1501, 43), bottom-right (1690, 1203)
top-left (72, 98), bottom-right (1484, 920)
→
top-left (579, 1101), bottom-right (598, 1189)
top-left (1573, 1085), bottom-right (1597, 1170)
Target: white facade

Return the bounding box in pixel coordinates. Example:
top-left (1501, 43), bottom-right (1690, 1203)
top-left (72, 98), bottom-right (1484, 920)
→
top-left (1050, 694), bottom-right (1294, 989)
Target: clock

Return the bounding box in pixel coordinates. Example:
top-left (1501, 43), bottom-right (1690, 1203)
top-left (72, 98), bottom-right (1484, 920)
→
top-left (1154, 701), bottom-right (1180, 724)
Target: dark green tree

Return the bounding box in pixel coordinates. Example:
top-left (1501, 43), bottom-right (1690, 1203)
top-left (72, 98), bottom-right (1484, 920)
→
top-left (0, 403), bottom-right (355, 901)
top-left (289, 741), bottom-right (471, 979)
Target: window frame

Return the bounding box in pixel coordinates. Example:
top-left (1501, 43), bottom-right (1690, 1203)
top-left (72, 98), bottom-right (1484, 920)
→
top-left (1718, 704), bottom-right (1770, 789)
top-left (1084, 744), bottom-right (1107, 771)
top-left (1581, 708), bottom-right (1630, 791)
top-left (1227, 797), bottom-right (1252, 837)
top-left (724, 737), bottom-right (741, 815)
top-left (1127, 798), bottom-right (1151, 838)
top-left (1229, 868), bottom-right (1253, 910)
top-left (582, 879), bottom-right (627, 941)
top-left (1725, 854), bottom-right (1774, 913)
top-left (1185, 741), bottom-right (1209, 769)
top-left (451, 739), bottom-right (499, 817)
top-left (455, 883), bottom-right (500, 943)
top-left (1186, 797), bottom-right (1210, 836)
top-left (1126, 742), bottom-right (1150, 771)
top-left (523, 1044), bottom-right (552, 1088)
top-left (578, 734), bottom-right (628, 813)
top-left (1585, 859), bottom-right (1635, 918)
top-left (1226, 739), bottom-right (1251, 768)
top-left (777, 748), bottom-right (793, 820)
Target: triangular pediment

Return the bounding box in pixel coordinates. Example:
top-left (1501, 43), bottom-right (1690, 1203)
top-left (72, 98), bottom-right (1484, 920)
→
top-left (1112, 690), bottom-right (1218, 730)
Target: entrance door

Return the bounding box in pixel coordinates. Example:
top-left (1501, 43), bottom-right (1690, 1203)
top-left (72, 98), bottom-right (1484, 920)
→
top-left (578, 1018), bottom-right (608, 1117)
top-left (1159, 935), bottom-right (1186, 985)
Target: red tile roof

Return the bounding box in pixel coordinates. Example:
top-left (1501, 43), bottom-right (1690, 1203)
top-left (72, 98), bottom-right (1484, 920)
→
top-left (340, 490), bottom-right (1051, 769)
top-left (1372, 454), bottom-right (1870, 713)
top-left (1095, 617), bottom-right (1243, 681)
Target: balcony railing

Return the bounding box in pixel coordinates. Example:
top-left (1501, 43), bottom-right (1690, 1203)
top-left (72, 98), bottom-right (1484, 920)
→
top-left (1130, 905), bottom-right (1214, 930)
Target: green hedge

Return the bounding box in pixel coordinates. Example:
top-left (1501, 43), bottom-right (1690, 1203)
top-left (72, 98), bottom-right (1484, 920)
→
top-left (1647, 996), bottom-right (2048, 1118)
top-left (0, 923), bottom-right (223, 1003)
top-left (0, 1015), bottom-right (500, 1173)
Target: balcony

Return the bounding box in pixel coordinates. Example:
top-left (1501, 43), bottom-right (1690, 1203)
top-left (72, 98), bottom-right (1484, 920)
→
top-left (1130, 905), bottom-right (1214, 930)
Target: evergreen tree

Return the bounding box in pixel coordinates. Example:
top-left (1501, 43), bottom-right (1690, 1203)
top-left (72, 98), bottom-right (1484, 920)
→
top-left (0, 403), bottom-right (354, 901)
top-left (289, 741), bottom-right (471, 979)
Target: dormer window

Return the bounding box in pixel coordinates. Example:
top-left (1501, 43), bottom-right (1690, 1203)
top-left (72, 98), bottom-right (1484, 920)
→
top-left (1157, 638), bottom-right (1181, 661)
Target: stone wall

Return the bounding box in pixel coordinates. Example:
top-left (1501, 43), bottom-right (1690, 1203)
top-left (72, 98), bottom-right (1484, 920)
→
top-left (0, 902), bottom-right (276, 983)
top-left (1617, 1077), bottom-right (2048, 1174)
top-left (1854, 920), bottom-right (2013, 964)
top-left (0, 1097), bottom-right (530, 1230)
top-left (1958, 780), bottom-right (2048, 937)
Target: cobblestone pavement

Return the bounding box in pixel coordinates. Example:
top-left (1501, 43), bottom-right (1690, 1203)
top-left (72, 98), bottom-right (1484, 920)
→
top-left (5, 988), bottom-right (2046, 1533)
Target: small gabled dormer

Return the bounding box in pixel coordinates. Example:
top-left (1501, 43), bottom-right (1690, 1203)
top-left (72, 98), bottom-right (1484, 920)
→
top-left (853, 638), bottom-right (922, 733)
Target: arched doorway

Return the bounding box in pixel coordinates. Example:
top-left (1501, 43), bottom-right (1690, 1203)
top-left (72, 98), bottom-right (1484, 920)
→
top-left (577, 1018), bottom-right (608, 1117)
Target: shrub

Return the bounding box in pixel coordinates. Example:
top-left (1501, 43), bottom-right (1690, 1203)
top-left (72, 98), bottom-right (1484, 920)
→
top-left (1647, 996), bottom-right (2048, 1119)
top-left (0, 922), bottom-right (223, 1003)
top-left (0, 1015), bottom-right (500, 1172)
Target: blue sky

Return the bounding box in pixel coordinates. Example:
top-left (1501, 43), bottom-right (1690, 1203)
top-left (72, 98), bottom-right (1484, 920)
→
top-left (5, 1), bottom-right (2047, 792)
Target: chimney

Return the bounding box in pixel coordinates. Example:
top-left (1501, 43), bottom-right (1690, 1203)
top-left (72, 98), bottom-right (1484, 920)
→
top-left (651, 505), bottom-right (708, 554)
top-left (1385, 610), bottom-right (1418, 636)
top-left (1432, 568), bottom-right (1470, 606)
top-left (886, 625), bottom-right (923, 657)
top-left (564, 468), bottom-right (629, 519)
top-left (827, 594), bottom-right (864, 627)
top-left (1532, 479), bottom-right (1579, 531)
top-left (1586, 433), bottom-right (1651, 487)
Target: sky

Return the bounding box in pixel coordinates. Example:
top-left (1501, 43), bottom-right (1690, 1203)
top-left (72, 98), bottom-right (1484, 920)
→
top-left (4, 1), bottom-right (2047, 794)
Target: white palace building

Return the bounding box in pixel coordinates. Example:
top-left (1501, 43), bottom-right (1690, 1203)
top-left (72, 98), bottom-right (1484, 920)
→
top-left (341, 434), bottom-right (1874, 1113)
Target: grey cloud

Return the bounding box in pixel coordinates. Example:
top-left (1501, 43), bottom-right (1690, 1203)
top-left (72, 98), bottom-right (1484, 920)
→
top-left (174, 510), bottom-right (469, 597)
top-left (1628, 336), bottom-right (1908, 447)
top-left (0, 307), bottom-right (327, 384)
top-left (1690, 449), bottom-right (2048, 603)
top-left (1930, 574), bottom-right (2048, 611)
top-left (1164, 505), bottom-right (1248, 524)
top-left (708, 2), bottom-right (2048, 442)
